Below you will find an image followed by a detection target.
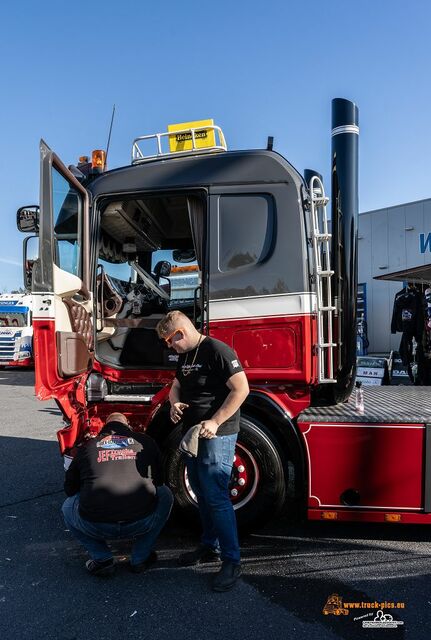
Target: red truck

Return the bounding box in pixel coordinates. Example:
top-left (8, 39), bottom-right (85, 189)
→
top-left (17, 100), bottom-right (431, 528)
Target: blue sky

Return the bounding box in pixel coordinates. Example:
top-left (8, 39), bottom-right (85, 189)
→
top-left (0, 0), bottom-right (430, 291)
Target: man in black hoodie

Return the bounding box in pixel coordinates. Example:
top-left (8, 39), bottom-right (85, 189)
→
top-left (62, 413), bottom-right (173, 576)
top-left (391, 284), bottom-right (424, 381)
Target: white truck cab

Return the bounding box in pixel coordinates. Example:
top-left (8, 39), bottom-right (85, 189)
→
top-left (0, 293), bottom-right (33, 368)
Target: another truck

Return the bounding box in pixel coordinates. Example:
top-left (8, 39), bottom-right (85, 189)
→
top-left (0, 293), bottom-right (33, 368)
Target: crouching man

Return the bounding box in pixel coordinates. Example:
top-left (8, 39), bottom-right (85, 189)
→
top-left (61, 412), bottom-right (173, 576)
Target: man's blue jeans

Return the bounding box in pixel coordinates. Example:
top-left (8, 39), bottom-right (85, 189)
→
top-left (185, 434), bottom-right (240, 564)
top-left (61, 485), bottom-right (173, 565)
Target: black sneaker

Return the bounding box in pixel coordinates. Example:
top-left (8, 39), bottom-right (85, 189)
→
top-left (178, 544), bottom-right (221, 567)
top-left (212, 561), bottom-right (241, 592)
top-left (129, 550), bottom-right (158, 574)
top-left (85, 557), bottom-right (115, 577)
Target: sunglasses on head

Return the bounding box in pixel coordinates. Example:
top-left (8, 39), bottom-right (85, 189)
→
top-left (164, 327), bottom-right (185, 346)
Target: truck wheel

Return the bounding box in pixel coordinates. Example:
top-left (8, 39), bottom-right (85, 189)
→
top-left (165, 416), bottom-right (286, 531)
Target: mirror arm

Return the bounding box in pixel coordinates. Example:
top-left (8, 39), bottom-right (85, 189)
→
top-left (78, 281), bottom-right (91, 301)
top-left (96, 264), bottom-right (105, 333)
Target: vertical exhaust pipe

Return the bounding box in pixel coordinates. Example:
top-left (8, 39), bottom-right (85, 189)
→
top-left (331, 98), bottom-right (359, 402)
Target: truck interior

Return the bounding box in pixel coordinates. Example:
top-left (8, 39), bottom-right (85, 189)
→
top-left (94, 192), bottom-right (205, 370)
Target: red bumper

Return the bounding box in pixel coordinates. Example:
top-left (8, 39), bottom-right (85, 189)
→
top-left (0, 358), bottom-right (34, 367)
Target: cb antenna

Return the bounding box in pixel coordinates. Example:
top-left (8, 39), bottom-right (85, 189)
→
top-left (105, 104), bottom-right (116, 165)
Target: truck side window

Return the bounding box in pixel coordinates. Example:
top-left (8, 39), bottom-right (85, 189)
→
top-left (218, 195), bottom-right (274, 271)
top-left (52, 167), bottom-right (81, 277)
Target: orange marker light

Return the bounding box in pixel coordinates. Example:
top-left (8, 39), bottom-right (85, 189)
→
top-left (385, 513), bottom-right (402, 523)
top-left (78, 155), bottom-right (89, 164)
top-left (92, 150), bottom-right (106, 170)
top-left (321, 511), bottom-right (338, 520)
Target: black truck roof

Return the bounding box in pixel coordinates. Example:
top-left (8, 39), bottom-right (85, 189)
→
top-left (88, 149), bottom-right (304, 198)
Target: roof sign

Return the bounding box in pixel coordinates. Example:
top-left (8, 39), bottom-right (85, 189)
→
top-left (168, 119), bottom-right (216, 153)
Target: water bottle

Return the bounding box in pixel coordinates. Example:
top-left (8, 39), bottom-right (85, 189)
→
top-left (355, 381), bottom-right (364, 414)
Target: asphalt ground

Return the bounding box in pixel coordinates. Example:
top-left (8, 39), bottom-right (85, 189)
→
top-left (1, 370), bottom-right (431, 640)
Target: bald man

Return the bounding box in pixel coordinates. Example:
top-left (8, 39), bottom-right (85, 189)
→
top-left (62, 413), bottom-right (173, 576)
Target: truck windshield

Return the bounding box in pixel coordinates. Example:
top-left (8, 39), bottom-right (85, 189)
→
top-left (0, 312), bottom-right (27, 327)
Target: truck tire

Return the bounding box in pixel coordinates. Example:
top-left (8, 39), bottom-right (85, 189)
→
top-left (165, 415), bottom-right (286, 531)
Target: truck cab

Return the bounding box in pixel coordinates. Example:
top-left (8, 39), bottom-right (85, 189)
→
top-left (0, 293), bottom-right (33, 368)
top-left (18, 106), bottom-right (359, 528)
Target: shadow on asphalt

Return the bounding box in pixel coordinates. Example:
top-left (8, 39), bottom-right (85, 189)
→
top-left (0, 368), bottom-right (35, 386)
top-left (0, 435), bottom-right (62, 507)
top-left (242, 572), bottom-right (406, 640)
top-left (302, 519), bottom-right (431, 545)
top-left (1, 430), bottom-right (427, 639)
top-left (239, 520), bottom-right (414, 640)
top-left (37, 407), bottom-right (63, 416)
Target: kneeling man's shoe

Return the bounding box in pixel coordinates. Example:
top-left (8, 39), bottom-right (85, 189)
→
top-left (178, 544), bottom-right (221, 566)
top-left (85, 557), bottom-right (115, 577)
top-left (212, 560), bottom-right (241, 592)
top-left (129, 550), bottom-right (158, 574)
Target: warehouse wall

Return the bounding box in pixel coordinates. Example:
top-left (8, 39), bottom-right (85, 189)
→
top-left (358, 198), bottom-right (431, 353)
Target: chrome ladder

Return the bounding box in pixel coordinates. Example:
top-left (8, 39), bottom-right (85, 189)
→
top-left (309, 176), bottom-right (337, 383)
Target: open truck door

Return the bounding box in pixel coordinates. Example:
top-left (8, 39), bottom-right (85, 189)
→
top-left (33, 140), bottom-right (94, 453)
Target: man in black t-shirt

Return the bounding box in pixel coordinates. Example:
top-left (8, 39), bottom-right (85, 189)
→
top-left (62, 413), bottom-right (173, 576)
top-left (156, 311), bottom-right (249, 592)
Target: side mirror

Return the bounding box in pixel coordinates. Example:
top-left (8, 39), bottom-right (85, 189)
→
top-left (17, 205), bottom-right (40, 233)
top-left (153, 260), bottom-right (171, 280)
top-left (23, 235), bottom-right (39, 291)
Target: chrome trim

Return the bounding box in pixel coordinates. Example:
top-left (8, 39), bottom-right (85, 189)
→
top-left (331, 124), bottom-right (359, 136)
top-left (104, 394), bottom-right (154, 403)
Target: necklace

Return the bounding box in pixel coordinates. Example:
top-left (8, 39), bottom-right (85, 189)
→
top-left (182, 334), bottom-right (203, 377)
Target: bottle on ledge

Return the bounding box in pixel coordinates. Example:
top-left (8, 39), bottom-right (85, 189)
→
top-left (355, 381), bottom-right (364, 415)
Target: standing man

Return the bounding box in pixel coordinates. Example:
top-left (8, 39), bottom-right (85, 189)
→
top-left (156, 311), bottom-right (249, 592)
top-left (62, 412), bottom-right (173, 576)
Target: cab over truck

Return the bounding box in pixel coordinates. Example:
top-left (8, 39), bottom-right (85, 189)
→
top-left (0, 293), bottom-right (33, 368)
top-left (18, 100), bottom-right (431, 529)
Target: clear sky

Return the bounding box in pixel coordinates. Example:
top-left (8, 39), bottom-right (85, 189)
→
top-left (0, 0), bottom-right (430, 291)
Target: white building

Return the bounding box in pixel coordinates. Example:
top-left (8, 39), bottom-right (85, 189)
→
top-left (358, 197), bottom-right (431, 353)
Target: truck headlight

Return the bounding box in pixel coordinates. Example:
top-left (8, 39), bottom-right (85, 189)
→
top-left (86, 373), bottom-right (108, 401)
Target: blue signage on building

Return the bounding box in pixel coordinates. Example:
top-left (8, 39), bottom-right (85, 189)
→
top-left (420, 233), bottom-right (431, 253)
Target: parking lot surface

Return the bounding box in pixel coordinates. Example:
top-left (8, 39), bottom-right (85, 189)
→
top-left (1, 370), bottom-right (430, 639)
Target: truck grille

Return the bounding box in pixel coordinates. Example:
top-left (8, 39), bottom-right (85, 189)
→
top-left (0, 331), bottom-right (20, 362)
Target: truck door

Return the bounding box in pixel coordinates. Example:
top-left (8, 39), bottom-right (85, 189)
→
top-left (207, 185), bottom-right (314, 384)
top-left (32, 141), bottom-right (93, 451)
